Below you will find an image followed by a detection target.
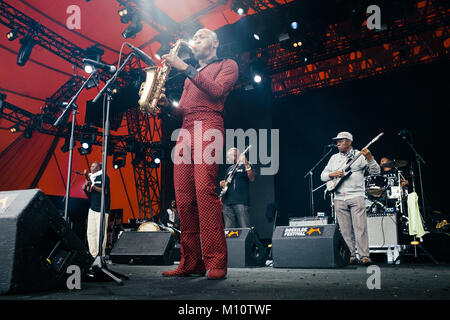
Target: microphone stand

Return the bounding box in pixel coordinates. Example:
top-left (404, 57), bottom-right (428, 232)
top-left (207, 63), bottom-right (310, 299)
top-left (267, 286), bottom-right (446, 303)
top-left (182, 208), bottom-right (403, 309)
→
top-left (304, 147), bottom-right (334, 217)
top-left (396, 132), bottom-right (438, 264)
top-left (89, 54), bottom-right (136, 285)
top-left (54, 70), bottom-right (98, 223)
top-left (399, 132), bottom-right (427, 222)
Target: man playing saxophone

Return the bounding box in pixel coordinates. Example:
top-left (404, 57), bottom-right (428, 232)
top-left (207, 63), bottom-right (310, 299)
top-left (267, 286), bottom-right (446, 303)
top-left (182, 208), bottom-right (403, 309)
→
top-left (159, 29), bottom-right (239, 280)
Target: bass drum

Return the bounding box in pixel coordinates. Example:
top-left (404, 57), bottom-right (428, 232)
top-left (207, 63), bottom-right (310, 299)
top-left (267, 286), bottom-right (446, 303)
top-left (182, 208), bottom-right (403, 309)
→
top-left (137, 222), bottom-right (161, 232)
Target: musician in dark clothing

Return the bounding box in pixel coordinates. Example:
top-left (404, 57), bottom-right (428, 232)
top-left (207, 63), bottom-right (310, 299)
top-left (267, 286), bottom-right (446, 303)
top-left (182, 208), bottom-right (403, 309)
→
top-left (220, 148), bottom-right (255, 228)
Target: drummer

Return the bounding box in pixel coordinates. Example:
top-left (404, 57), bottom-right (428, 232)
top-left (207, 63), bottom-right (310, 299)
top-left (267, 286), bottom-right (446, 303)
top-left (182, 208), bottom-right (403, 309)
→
top-left (380, 157), bottom-right (409, 188)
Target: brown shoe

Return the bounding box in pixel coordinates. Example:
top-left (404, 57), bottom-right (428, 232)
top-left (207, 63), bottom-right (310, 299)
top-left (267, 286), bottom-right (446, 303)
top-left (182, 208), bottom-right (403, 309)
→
top-left (360, 257), bottom-right (373, 266)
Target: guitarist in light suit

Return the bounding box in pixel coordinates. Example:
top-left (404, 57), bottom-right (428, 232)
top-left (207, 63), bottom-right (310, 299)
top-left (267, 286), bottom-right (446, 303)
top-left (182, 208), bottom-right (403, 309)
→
top-left (320, 132), bottom-right (380, 266)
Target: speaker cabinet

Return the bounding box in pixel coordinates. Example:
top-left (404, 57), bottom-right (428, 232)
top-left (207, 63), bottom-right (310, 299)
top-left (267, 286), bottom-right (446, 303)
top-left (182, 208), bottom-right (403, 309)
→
top-left (0, 189), bottom-right (93, 294)
top-left (110, 231), bottom-right (175, 265)
top-left (272, 224), bottom-right (350, 268)
top-left (225, 228), bottom-right (267, 267)
top-left (367, 213), bottom-right (399, 250)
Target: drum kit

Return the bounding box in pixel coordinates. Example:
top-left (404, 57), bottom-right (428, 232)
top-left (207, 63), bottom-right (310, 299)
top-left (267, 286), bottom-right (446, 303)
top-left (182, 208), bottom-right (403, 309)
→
top-left (365, 159), bottom-right (409, 217)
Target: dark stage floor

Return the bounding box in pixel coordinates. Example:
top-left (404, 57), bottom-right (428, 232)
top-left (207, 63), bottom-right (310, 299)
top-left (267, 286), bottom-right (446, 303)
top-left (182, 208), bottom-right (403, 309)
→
top-left (1, 261), bottom-right (449, 301)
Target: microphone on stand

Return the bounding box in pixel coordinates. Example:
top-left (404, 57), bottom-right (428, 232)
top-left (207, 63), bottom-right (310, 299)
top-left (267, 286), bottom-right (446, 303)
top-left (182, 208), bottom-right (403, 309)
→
top-left (125, 43), bottom-right (156, 66)
top-left (82, 59), bottom-right (117, 73)
top-left (326, 144), bottom-right (338, 148)
top-left (73, 170), bottom-right (84, 175)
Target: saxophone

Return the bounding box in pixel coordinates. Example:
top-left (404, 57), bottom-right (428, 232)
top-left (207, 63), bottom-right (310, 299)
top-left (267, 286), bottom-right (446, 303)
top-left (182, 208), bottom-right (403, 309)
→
top-left (138, 39), bottom-right (183, 114)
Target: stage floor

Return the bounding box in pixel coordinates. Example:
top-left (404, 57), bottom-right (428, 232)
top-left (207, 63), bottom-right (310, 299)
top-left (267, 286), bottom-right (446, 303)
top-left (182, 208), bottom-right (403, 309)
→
top-left (1, 261), bottom-right (449, 300)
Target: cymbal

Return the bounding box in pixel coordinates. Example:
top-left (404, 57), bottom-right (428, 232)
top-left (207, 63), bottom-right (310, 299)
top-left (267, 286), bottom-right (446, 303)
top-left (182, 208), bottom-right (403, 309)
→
top-left (381, 159), bottom-right (408, 169)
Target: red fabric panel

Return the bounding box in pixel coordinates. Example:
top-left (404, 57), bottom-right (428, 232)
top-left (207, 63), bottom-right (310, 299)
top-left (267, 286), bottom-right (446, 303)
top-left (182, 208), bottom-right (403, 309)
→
top-left (0, 132), bottom-right (58, 190)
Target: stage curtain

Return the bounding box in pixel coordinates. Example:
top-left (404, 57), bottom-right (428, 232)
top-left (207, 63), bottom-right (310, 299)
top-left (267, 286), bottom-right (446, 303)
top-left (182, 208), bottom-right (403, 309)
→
top-left (0, 132), bottom-right (58, 191)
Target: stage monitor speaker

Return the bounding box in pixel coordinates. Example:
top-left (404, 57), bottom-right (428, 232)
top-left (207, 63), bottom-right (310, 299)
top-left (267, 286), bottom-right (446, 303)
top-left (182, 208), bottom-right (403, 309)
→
top-left (0, 189), bottom-right (93, 294)
top-left (109, 231), bottom-right (175, 265)
top-left (225, 228), bottom-right (267, 267)
top-left (272, 224), bottom-right (350, 268)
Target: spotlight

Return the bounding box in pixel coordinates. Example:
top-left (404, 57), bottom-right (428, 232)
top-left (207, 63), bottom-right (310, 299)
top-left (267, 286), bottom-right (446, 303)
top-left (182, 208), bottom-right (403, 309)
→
top-left (149, 149), bottom-right (162, 168)
top-left (80, 132), bottom-right (96, 151)
top-left (292, 41), bottom-right (302, 48)
top-left (253, 74), bottom-right (262, 83)
top-left (118, 6), bottom-right (135, 24)
top-left (253, 34), bottom-right (260, 41)
top-left (84, 64), bottom-right (95, 74)
top-left (171, 100), bottom-right (179, 107)
top-left (231, 0), bottom-right (249, 15)
top-left (9, 124), bottom-right (19, 133)
top-left (17, 35), bottom-right (36, 66)
top-left (122, 14), bottom-right (142, 39)
top-left (113, 152), bottom-right (126, 169)
top-left (7, 29), bottom-right (18, 41)
top-left (155, 53), bottom-right (161, 60)
top-left (291, 21), bottom-right (299, 30)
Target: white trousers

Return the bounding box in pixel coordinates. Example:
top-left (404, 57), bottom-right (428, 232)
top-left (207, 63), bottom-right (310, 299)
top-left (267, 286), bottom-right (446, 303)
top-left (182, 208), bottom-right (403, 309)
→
top-left (87, 209), bottom-right (109, 257)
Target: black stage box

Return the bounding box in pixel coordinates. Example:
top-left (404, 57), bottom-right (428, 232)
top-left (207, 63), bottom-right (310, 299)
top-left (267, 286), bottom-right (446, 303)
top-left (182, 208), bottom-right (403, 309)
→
top-left (0, 189), bottom-right (93, 294)
top-left (272, 224), bottom-right (350, 268)
top-left (225, 228), bottom-right (267, 267)
top-left (110, 231), bottom-right (175, 265)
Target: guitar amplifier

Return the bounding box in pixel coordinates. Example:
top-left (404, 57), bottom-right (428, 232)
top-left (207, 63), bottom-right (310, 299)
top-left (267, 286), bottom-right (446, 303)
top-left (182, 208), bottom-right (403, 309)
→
top-left (289, 216), bottom-right (329, 227)
top-left (367, 213), bottom-right (399, 250)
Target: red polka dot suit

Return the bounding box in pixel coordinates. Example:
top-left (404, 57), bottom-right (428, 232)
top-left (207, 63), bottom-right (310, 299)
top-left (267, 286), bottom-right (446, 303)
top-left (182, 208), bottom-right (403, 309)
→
top-left (167, 58), bottom-right (239, 275)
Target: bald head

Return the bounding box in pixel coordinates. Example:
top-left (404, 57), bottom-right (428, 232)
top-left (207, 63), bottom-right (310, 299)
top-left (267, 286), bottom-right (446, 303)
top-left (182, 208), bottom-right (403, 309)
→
top-left (191, 28), bottom-right (219, 62)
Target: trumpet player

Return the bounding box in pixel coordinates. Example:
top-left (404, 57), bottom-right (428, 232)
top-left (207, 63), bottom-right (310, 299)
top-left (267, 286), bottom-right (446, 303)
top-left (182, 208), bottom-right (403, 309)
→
top-left (160, 28), bottom-right (239, 280)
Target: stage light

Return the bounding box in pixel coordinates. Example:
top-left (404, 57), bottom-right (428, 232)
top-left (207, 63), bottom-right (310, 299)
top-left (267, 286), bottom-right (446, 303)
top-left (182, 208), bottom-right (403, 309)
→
top-left (6, 29), bottom-right (18, 41)
top-left (122, 14), bottom-right (142, 39)
top-left (291, 22), bottom-right (299, 30)
top-left (118, 6), bottom-right (135, 24)
top-left (84, 64), bottom-right (94, 74)
top-left (17, 35), bottom-right (36, 66)
top-left (155, 53), bottom-right (161, 60)
top-left (9, 124), bottom-right (19, 133)
top-left (231, 0), bottom-right (249, 15)
top-left (80, 132), bottom-right (96, 151)
top-left (172, 100), bottom-right (179, 107)
top-left (292, 41), bottom-right (302, 48)
top-left (253, 34), bottom-right (260, 40)
top-left (253, 74), bottom-right (262, 83)
top-left (113, 152), bottom-right (126, 169)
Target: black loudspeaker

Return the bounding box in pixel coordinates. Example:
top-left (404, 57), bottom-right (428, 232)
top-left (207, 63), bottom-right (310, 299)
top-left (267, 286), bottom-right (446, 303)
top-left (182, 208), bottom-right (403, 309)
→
top-left (110, 231), bottom-right (175, 265)
top-left (225, 228), bottom-right (267, 267)
top-left (272, 224), bottom-right (350, 268)
top-left (0, 189), bottom-right (93, 294)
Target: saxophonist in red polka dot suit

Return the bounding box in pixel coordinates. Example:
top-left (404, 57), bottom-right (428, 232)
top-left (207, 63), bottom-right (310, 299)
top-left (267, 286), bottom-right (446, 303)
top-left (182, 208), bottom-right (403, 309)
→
top-left (160, 29), bottom-right (239, 280)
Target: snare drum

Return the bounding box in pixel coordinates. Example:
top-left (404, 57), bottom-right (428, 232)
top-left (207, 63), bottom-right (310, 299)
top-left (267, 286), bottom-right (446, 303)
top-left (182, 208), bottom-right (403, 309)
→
top-left (365, 175), bottom-right (387, 198)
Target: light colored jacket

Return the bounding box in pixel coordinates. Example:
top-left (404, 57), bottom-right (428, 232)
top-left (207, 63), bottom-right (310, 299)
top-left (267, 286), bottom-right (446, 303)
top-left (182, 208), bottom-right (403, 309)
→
top-left (320, 149), bottom-right (380, 200)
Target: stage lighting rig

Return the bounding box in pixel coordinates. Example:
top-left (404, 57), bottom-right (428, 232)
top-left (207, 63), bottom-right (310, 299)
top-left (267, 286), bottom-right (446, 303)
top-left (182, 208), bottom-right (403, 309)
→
top-left (17, 34), bottom-right (36, 66)
top-left (9, 124), bottom-right (19, 133)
